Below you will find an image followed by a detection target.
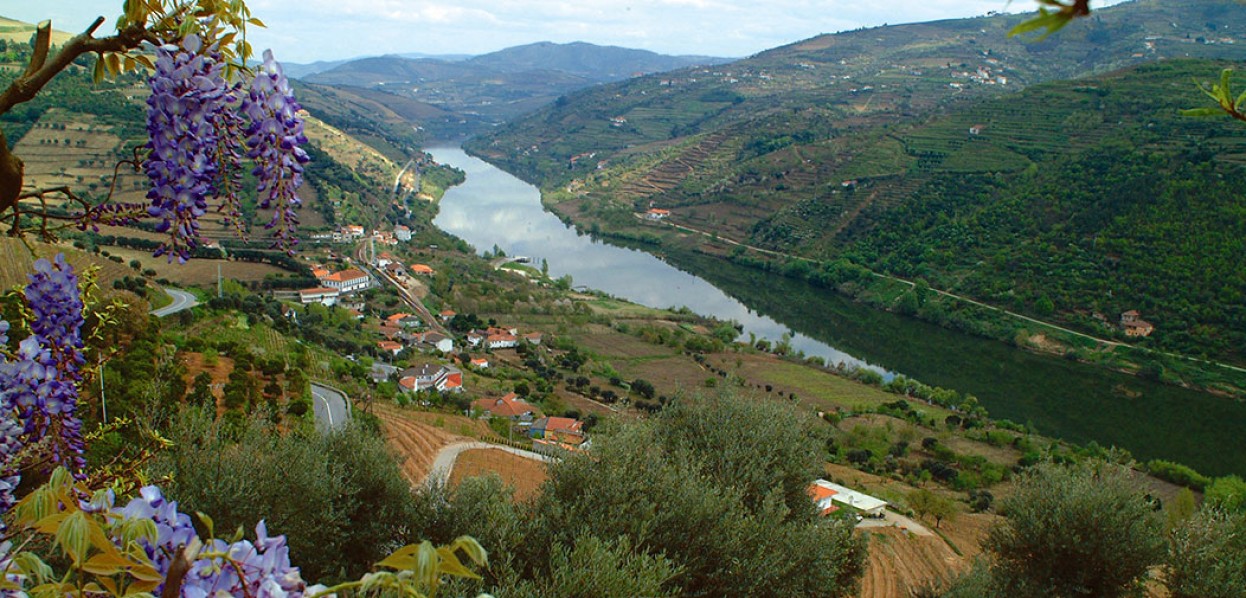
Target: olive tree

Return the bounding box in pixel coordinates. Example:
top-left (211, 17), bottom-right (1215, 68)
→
top-left (1165, 508), bottom-right (1246, 598)
top-left (982, 461), bottom-right (1164, 598)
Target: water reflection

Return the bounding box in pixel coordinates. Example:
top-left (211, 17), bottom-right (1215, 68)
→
top-left (430, 147), bottom-right (882, 374)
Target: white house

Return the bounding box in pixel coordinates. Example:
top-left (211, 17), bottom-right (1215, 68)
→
top-left (486, 333), bottom-right (518, 350)
top-left (417, 332), bottom-right (454, 353)
top-left (322, 269), bottom-right (371, 294)
top-left (395, 225), bottom-right (412, 242)
top-left (809, 479), bottom-right (888, 517)
top-left (298, 287), bottom-right (340, 306)
top-left (398, 364), bottom-right (463, 393)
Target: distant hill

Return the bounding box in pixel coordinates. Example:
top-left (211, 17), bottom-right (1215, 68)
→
top-left (465, 0), bottom-right (1246, 364)
top-left (465, 41), bottom-right (731, 81)
top-left (304, 41), bottom-right (731, 138)
top-left (0, 16), bottom-right (73, 46)
top-left (282, 59), bottom-right (353, 80)
top-left (469, 0), bottom-right (1246, 186)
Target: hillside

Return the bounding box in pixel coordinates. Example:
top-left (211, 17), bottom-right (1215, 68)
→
top-left (304, 42), bottom-right (731, 137)
top-left (465, 0), bottom-right (1246, 364)
top-left (0, 40), bottom-right (463, 251)
top-left (0, 16), bottom-right (73, 46)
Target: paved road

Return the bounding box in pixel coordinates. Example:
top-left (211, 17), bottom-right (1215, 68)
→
top-left (150, 289), bottom-right (198, 317)
top-left (425, 441), bottom-right (552, 487)
top-left (311, 383), bottom-right (350, 433)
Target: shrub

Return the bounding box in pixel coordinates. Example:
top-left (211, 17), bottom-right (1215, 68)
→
top-left (983, 461), bottom-right (1164, 597)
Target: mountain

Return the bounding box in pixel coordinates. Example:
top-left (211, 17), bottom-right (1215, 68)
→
top-left (465, 41), bottom-right (731, 81)
top-left (465, 0), bottom-right (1246, 364)
top-left (303, 42), bottom-right (731, 138)
top-left (281, 59), bottom-right (353, 79)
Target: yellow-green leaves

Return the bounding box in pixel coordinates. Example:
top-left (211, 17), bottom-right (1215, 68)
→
top-left (1009, 0), bottom-right (1091, 40)
top-left (1183, 69), bottom-right (1246, 123)
top-left (7, 467), bottom-right (166, 597)
top-left (317, 536), bottom-right (489, 598)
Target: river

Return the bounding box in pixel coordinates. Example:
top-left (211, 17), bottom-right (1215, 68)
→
top-left (430, 147), bottom-right (1246, 477)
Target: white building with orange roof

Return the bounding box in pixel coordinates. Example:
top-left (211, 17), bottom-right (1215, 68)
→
top-left (321, 269), bottom-right (371, 294)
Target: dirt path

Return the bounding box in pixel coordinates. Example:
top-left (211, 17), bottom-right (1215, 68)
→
top-left (427, 441), bottom-right (551, 486)
top-left (372, 403), bottom-right (467, 485)
top-left (859, 510), bottom-right (934, 536)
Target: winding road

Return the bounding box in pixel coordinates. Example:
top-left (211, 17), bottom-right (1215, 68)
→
top-left (150, 288), bottom-right (198, 317)
top-left (311, 383), bottom-right (351, 433)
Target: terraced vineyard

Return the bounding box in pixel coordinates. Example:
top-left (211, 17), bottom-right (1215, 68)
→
top-left (372, 402), bottom-right (468, 485)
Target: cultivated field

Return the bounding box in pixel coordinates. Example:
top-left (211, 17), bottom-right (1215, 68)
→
top-left (448, 449), bottom-right (547, 502)
top-left (372, 402), bottom-right (468, 485)
top-left (101, 247), bottom-right (296, 286)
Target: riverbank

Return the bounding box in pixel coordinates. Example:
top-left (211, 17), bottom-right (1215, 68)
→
top-left (541, 196), bottom-right (1246, 400)
top-left (435, 147), bottom-right (1246, 477)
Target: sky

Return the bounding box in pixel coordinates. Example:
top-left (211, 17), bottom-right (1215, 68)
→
top-left (3, 0), bottom-right (1128, 63)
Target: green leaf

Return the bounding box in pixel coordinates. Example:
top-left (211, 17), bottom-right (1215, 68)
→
top-left (1181, 108), bottom-right (1225, 118)
top-left (54, 510), bottom-right (93, 565)
top-left (81, 551), bottom-right (134, 576)
top-left (12, 552), bottom-right (53, 584)
top-left (32, 512), bottom-right (69, 534)
top-left (195, 511), bottom-right (215, 538)
top-left (433, 549), bottom-right (481, 580)
top-left (1008, 9), bottom-right (1072, 40)
top-left (450, 536), bottom-right (488, 567)
top-left (92, 56), bottom-right (107, 83)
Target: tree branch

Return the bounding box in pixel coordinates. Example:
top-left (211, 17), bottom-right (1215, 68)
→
top-left (0, 17), bottom-right (155, 117)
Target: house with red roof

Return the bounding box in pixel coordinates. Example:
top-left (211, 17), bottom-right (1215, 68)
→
top-left (486, 333), bottom-right (518, 350)
top-left (472, 393), bottom-right (541, 423)
top-left (1120, 310), bottom-right (1155, 337)
top-left (410, 264), bottom-right (435, 276)
top-left (530, 417), bottom-right (586, 445)
top-left (377, 340), bottom-right (404, 356)
top-left (645, 208), bottom-right (671, 220)
top-left (397, 363), bottom-right (463, 393)
top-left (808, 482), bottom-right (840, 516)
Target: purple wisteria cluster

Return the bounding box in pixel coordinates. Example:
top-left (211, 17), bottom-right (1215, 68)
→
top-left (241, 50), bottom-right (309, 253)
top-left (0, 255), bottom-right (88, 516)
top-left (144, 35), bottom-right (234, 263)
top-left (143, 37), bottom-right (305, 262)
top-left (114, 486), bottom-right (313, 597)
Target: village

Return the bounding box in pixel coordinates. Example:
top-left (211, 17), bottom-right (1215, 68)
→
top-left (278, 221), bottom-right (912, 522)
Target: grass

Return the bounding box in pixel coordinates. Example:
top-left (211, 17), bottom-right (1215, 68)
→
top-left (721, 355), bottom-right (898, 412)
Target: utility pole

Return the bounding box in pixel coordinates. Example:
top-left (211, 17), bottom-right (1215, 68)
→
top-left (217, 262), bottom-right (222, 298)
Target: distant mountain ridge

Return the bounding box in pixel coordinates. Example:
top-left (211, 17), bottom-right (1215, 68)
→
top-left (301, 41), bottom-right (732, 138)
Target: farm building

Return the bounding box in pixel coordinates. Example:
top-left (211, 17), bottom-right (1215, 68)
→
top-left (809, 479), bottom-right (888, 517)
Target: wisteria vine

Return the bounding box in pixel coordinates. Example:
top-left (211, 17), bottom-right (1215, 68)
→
top-left (242, 50), bottom-right (309, 253)
top-left (141, 36), bottom-right (305, 262)
top-left (0, 254), bottom-right (89, 515)
top-left (113, 486), bottom-right (313, 597)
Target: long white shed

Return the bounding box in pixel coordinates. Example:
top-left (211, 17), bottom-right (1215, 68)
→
top-left (811, 479), bottom-right (889, 517)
